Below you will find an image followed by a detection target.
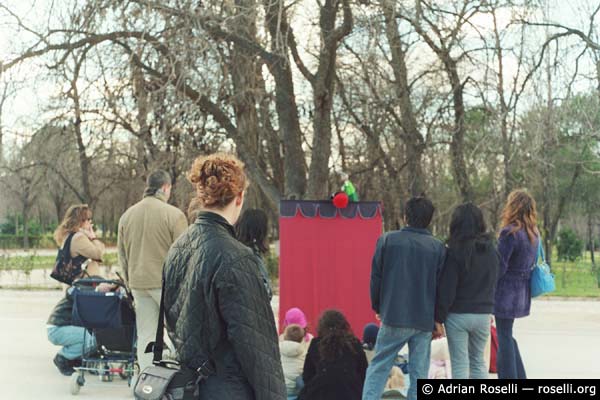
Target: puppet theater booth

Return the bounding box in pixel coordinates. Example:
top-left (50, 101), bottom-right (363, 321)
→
top-left (279, 200), bottom-right (383, 337)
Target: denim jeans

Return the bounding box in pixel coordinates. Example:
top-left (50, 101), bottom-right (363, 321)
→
top-left (362, 324), bottom-right (431, 400)
top-left (496, 317), bottom-right (526, 379)
top-left (47, 325), bottom-right (96, 360)
top-left (445, 313), bottom-right (490, 379)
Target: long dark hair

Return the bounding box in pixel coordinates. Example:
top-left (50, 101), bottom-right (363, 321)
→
top-left (447, 203), bottom-right (494, 272)
top-left (235, 209), bottom-right (269, 255)
top-left (447, 203), bottom-right (487, 248)
top-left (317, 309), bottom-right (357, 361)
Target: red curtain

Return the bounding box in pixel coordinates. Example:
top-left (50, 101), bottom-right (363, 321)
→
top-left (279, 202), bottom-right (383, 338)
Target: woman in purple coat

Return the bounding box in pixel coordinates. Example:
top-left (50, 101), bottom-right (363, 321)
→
top-left (495, 190), bottom-right (539, 379)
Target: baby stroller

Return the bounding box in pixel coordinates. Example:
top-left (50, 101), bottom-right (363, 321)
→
top-left (69, 277), bottom-right (137, 395)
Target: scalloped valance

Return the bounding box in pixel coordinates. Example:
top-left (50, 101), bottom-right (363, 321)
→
top-left (280, 200), bottom-right (382, 219)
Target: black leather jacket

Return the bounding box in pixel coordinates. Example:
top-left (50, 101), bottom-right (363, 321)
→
top-left (163, 211), bottom-right (286, 400)
top-left (47, 288), bottom-right (73, 326)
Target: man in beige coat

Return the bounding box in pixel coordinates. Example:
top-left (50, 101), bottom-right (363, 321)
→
top-left (118, 170), bottom-right (188, 371)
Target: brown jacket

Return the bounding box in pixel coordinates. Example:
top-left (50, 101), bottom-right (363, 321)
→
top-left (69, 232), bottom-right (105, 276)
top-left (118, 192), bottom-right (188, 289)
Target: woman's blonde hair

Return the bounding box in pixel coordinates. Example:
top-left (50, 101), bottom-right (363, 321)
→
top-left (54, 204), bottom-right (92, 245)
top-left (187, 153), bottom-right (249, 209)
top-left (500, 189), bottom-right (539, 243)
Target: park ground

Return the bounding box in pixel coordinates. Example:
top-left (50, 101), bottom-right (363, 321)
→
top-left (1, 290), bottom-right (599, 400)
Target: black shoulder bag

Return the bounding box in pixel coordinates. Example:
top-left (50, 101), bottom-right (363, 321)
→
top-left (133, 276), bottom-right (215, 400)
top-left (51, 233), bottom-right (86, 285)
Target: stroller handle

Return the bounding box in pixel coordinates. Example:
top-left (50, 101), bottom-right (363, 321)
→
top-left (72, 277), bottom-right (128, 290)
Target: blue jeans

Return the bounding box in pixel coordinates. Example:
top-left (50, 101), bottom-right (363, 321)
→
top-left (495, 317), bottom-right (526, 379)
top-left (362, 324), bottom-right (431, 400)
top-left (47, 325), bottom-right (96, 360)
top-left (445, 313), bottom-right (489, 379)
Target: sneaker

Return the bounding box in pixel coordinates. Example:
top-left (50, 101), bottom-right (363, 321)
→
top-left (53, 354), bottom-right (75, 376)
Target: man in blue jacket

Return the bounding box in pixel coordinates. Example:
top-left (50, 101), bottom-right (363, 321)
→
top-left (362, 197), bottom-right (445, 400)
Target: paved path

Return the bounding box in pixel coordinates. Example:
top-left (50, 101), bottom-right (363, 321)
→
top-left (1, 291), bottom-right (598, 399)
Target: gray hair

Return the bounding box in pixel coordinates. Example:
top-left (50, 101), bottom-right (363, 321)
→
top-left (145, 170), bottom-right (171, 194)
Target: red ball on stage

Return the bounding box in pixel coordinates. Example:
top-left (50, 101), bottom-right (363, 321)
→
top-left (332, 192), bottom-right (349, 208)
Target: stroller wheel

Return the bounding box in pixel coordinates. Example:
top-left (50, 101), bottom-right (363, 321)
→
top-left (70, 374), bottom-right (84, 395)
top-left (118, 362), bottom-right (130, 380)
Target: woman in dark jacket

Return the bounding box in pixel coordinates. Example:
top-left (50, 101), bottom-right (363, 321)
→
top-left (298, 310), bottom-right (368, 400)
top-left (494, 190), bottom-right (539, 379)
top-left (163, 153), bottom-right (286, 400)
top-left (236, 208), bottom-right (273, 300)
top-left (435, 203), bottom-right (500, 379)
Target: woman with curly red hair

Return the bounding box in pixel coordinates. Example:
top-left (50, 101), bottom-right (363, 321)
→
top-left (495, 189), bottom-right (540, 379)
top-left (162, 153), bottom-right (286, 400)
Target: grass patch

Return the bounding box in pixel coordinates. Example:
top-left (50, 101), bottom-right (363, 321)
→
top-left (547, 257), bottom-right (600, 298)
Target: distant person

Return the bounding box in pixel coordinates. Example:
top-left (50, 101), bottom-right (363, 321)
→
top-left (298, 310), bottom-right (368, 400)
top-left (117, 170), bottom-right (187, 371)
top-left (434, 203), bottom-right (500, 379)
top-left (281, 307), bottom-right (314, 347)
top-left (361, 323), bottom-right (379, 362)
top-left (361, 323), bottom-right (405, 393)
top-left (187, 196), bottom-right (202, 224)
top-left (47, 204), bottom-right (105, 375)
top-left (280, 324), bottom-right (308, 399)
top-left (162, 153), bottom-right (286, 399)
top-left (495, 190), bottom-right (539, 379)
top-left (236, 208), bottom-right (273, 299)
top-left (362, 196), bottom-right (445, 400)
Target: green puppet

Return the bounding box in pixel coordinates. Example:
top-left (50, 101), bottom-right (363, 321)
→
top-left (341, 172), bottom-right (358, 202)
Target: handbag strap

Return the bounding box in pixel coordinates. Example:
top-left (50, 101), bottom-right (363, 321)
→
top-left (536, 237), bottom-right (546, 264)
top-left (63, 232), bottom-right (76, 262)
top-left (145, 271), bottom-right (216, 378)
top-left (149, 273), bottom-right (167, 363)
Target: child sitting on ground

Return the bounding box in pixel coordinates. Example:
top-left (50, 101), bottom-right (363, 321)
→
top-left (280, 324), bottom-right (308, 399)
top-left (429, 337), bottom-right (452, 379)
top-left (281, 307), bottom-right (314, 348)
top-left (298, 310), bottom-right (368, 400)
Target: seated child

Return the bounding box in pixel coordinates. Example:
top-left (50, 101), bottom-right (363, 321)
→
top-left (280, 324), bottom-right (308, 398)
top-left (281, 307), bottom-right (314, 348)
top-left (298, 310), bottom-right (367, 400)
top-left (429, 337), bottom-right (452, 379)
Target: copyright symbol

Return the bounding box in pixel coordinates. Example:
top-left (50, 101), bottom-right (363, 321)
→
top-left (422, 384), bottom-right (434, 395)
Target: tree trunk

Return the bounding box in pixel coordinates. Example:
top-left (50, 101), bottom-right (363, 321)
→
top-left (446, 60), bottom-right (473, 202)
top-left (306, 0), bottom-right (352, 199)
top-left (262, 0), bottom-right (307, 199)
top-left (69, 68), bottom-right (94, 208)
top-left (22, 201), bottom-right (29, 250)
top-left (588, 213), bottom-right (596, 267)
top-left (492, 9), bottom-right (514, 198)
top-left (0, 82), bottom-right (8, 165)
top-left (131, 60), bottom-right (153, 176)
top-left (382, 0), bottom-right (424, 196)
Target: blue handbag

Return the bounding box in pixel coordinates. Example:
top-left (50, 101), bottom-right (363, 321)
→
top-left (530, 239), bottom-right (556, 297)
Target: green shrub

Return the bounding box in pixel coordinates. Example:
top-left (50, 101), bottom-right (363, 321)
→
top-left (0, 234), bottom-right (45, 249)
top-left (556, 228), bottom-right (584, 262)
